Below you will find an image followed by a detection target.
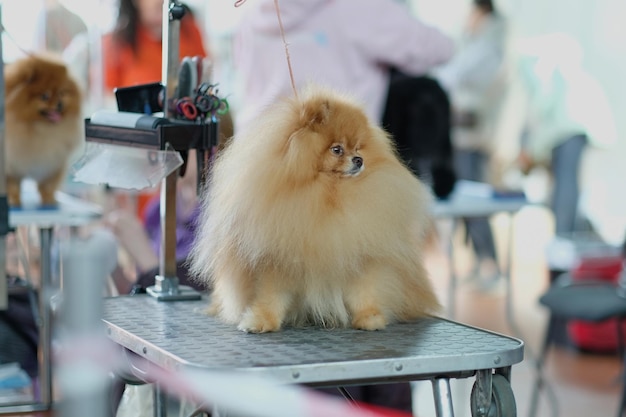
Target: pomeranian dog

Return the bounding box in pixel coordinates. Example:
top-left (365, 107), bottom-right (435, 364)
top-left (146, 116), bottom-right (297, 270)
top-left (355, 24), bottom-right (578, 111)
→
top-left (190, 87), bottom-right (440, 333)
top-left (4, 54), bottom-right (84, 207)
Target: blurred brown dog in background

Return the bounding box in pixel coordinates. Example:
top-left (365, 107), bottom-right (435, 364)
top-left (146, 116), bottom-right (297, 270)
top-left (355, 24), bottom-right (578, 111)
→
top-left (4, 54), bottom-right (84, 207)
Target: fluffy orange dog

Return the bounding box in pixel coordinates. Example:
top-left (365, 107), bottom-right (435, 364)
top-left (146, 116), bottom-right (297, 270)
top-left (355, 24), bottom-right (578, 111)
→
top-left (190, 87), bottom-right (440, 333)
top-left (4, 54), bottom-right (84, 207)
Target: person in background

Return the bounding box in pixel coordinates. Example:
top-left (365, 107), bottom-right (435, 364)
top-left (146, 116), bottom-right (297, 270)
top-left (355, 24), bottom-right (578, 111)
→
top-left (102, 0), bottom-right (209, 92)
top-left (517, 33), bottom-right (617, 238)
top-left (231, 0), bottom-right (454, 414)
top-left (433, 0), bottom-right (508, 288)
top-left (232, 0), bottom-right (454, 132)
top-left (36, 0), bottom-right (94, 113)
top-left (42, 0), bottom-right (88, 54)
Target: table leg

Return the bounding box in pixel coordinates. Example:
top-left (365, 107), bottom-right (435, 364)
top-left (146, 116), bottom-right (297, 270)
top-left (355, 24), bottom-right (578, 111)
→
top-left (431, 377), bottom-right (455, 417)
top-left (446, 219), bottom-right (459, 320)
top-left (154, 384), bottom-right (168, 417)
top-left (502, 214), bottom-right (536, 362)
top-left (38, 226), bottom-right (54, 407)
top-left (0, 238), bottom-right (6, 311)
top-left (504, 215), bottom-right (517, 335)
top-left (473, 369), bottom-right (493, 416)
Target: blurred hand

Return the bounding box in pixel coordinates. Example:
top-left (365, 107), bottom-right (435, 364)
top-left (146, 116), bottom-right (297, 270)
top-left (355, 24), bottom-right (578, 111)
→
top-left (104, 209), bottom-right (159, 273)
top-left (516, 150), bottom-right (535, 175)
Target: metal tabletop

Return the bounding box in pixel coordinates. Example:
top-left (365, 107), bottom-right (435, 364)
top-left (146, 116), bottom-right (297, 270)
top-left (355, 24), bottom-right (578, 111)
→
top-left (9, 188), bottom-right (102, 228)
top-left (432, 180), bottom-right (527, 219)
top-left (433, 196), bottom-right (527, 219)
top-left (103, 295), bottom-right (524, 387)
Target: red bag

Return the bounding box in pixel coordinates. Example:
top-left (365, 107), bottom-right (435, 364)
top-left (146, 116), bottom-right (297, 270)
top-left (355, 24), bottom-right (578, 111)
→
top-left (567, 255), bottom-right (624, 352)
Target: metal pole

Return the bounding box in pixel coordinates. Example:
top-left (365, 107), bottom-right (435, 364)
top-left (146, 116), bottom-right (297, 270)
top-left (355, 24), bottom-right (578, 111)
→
top-left (447, 219), bottom-right (458, 319)
top-left (57, 234), bottom-right (109, 417)
top-left (153, 385), bottom-right (168, 417)
top-left (147, 3), bottom-right (200, 304)
top-left (160, 0), bottom-right (180, 280)
top-left (0, 4), bottom-right (8, 311)
top-left (431, 378), bottom-right (455, 417)
top-left (38, 227), bottom-right (54, 407)
top-left (159, 170), bottom-right (178, 281)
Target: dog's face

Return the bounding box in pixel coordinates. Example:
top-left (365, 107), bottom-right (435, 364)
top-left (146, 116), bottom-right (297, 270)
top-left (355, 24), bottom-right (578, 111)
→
top-left (282, 92), bottom-right (390, 183)
top-left (323, 141), bottom-right (364, 177)
top-left (5, 55), bottom-right (82, 124)
top-left (311, 99), bottom-right (368, 178)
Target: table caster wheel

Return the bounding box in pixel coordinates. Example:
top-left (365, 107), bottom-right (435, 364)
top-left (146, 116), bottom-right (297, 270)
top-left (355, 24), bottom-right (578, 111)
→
top-left (470, 373), bottom-right (516, 417)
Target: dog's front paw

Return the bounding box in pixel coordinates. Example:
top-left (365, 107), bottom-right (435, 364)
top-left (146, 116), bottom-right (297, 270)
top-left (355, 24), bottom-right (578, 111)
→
top-left (351, 308), bottom-right (387, 331)
top-left (238, 308), bottom-right (282, 333)
top-left (205, 301), bottom-right (220, 317)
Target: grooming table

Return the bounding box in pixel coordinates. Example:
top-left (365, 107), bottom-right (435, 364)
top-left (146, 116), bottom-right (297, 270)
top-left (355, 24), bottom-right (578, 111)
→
top-left (0, 188), bottom-right (102, 414)
top-left (103, 295), bottom-right (524, 417)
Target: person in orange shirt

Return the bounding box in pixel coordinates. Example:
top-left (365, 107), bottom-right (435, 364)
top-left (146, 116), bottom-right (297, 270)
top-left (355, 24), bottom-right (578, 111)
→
top-left (102, 0), bottom-right (209, 92)
top-left (102, 0), bottom-right (211, 222)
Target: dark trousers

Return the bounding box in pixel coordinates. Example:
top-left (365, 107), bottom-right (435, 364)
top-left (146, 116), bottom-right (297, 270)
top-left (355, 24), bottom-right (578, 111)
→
top-left (453, 149), bottom-right (498, 261)
top-left (550, 134), bottom-right (587, 236)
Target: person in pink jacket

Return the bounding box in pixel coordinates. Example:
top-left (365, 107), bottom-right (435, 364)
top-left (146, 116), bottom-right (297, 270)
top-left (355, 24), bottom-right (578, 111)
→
top-left (233, 0), bottom-right (455, 131)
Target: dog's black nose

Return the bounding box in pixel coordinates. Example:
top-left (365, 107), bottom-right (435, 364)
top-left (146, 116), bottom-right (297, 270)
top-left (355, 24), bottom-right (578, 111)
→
top-left (352, 156), bottom-right (363, 168)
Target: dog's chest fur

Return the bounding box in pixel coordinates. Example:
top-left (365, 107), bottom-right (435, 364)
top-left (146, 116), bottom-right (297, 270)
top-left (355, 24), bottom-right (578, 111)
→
top-left (5, 118), bottom-right (83, 180)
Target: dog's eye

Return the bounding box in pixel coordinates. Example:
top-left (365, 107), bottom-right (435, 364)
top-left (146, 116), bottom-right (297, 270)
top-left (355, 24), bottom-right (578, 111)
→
top-left (41, 92), bottom-right (51, 101)
top-left (330, 145), bottom-right (343, 156)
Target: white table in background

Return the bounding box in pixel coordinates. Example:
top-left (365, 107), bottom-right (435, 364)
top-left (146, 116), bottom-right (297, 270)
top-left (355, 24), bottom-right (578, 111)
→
top-left (433, 181), bottom-right (528, 331)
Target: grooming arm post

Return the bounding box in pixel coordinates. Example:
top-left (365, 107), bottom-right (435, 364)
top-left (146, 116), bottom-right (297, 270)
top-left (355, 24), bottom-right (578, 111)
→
top-left (147, 0), bottom-right (200, 301)
top-left (160, 0), bottom-right (181, 284)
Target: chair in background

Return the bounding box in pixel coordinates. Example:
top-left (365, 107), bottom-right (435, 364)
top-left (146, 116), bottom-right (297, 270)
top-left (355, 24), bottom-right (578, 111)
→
top-left (529, 263), bottom-right (626, 417)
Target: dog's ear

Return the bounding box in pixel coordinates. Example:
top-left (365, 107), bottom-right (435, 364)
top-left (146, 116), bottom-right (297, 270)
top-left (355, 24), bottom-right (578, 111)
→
top-left (300, 98), bottom-right (331, 128)
top-left (4, 59), bottom-right (37, 92)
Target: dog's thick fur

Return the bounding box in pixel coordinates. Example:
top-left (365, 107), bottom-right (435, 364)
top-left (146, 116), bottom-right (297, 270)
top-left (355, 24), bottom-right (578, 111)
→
top-left (4, 54), bottom-right (84, 207)
top-left (190, 87), bottom-right (440, 333)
